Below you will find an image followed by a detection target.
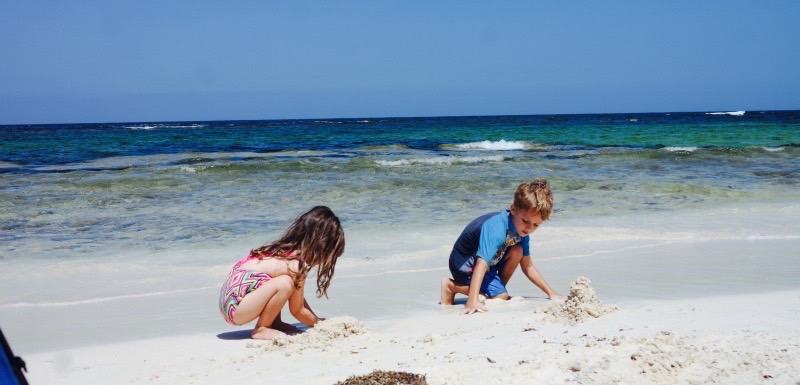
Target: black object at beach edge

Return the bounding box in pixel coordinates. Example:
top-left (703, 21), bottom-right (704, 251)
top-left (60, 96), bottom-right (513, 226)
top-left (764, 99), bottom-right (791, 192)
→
top-left (335, 369), bottom-right (427, 385)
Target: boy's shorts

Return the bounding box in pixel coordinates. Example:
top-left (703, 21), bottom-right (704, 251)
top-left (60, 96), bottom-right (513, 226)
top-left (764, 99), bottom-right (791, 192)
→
top-left (449, 257), bottom-right (508, 298)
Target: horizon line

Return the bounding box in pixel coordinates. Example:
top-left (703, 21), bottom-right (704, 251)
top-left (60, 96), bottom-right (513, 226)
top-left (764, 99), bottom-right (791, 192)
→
top-left (2, 108), bottom-right (794, 127)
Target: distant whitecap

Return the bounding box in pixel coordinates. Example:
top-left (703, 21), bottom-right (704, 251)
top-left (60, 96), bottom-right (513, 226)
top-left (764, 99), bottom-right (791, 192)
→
top-left (124, 125), bottom-right (158, 130)
top-left (706, 111), bottom-right (745, 116)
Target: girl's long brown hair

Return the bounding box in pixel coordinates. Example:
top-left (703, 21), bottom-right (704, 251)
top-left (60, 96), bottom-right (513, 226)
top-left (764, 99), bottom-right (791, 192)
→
top-left (250, 206), bottom-right (345, 298)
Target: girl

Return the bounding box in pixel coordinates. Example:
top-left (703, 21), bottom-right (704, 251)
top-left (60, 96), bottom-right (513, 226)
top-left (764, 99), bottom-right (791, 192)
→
top-left (219, 206), bottom-right (346, 340)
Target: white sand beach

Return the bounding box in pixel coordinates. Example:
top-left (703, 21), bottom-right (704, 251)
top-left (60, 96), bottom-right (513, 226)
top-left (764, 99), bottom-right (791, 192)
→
top-left (4, 202), bottom-right (800, 385)
top-left (20, 286), bottom-right (800, 384)
top-left (6, 202), bottom-right (800, 384)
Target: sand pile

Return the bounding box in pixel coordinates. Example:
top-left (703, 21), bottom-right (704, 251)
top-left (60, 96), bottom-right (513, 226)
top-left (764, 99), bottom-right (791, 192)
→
top-left (541, 276), bottom-right (619, 325)
top-left (259, 316), bottom-right (368, 354)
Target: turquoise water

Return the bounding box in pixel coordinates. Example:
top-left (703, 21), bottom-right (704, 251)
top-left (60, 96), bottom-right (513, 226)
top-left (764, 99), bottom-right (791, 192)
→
top-left (1, 111), bottom-right (798, 263)
top-left (0, 110), bottom-right (798, 306)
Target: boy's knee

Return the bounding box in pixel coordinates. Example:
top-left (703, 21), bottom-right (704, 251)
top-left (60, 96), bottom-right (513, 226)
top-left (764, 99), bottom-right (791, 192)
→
top-left (506, 245), bottom-right (523, 262)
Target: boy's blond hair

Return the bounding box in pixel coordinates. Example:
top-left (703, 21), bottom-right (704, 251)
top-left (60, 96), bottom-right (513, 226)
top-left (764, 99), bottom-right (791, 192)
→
top-left (513, 179), bottom-right (554, 220)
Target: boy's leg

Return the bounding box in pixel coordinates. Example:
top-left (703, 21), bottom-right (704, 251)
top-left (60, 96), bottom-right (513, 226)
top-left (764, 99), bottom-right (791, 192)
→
top-left (483, 270), bottom-right (510, 300)
top-left (499, 245), bottom-right (523, 286)
top-left (440, 277), bottom-right (470, 305)
top-left (443, 256), bottom-right (519, 304)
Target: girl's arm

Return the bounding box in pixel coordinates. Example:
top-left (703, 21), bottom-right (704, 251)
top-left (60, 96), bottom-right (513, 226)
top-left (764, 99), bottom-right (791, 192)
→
top-left (287, 278), bottom-right (320, 327)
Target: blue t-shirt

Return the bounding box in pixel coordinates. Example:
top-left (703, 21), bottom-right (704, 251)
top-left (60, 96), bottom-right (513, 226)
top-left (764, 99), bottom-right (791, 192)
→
top-left (449, 211), bottom-right (530, 275)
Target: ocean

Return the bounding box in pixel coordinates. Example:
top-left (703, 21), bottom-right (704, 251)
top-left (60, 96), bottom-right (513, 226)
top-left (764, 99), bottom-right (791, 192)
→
top-left (1, 110), bottom-right (799, 352)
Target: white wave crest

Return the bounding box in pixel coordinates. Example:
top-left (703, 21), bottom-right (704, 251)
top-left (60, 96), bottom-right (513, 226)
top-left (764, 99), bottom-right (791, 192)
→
top-left (124, 125), bottom-right (158, 130)
top-left (763, 146), bottom-right (785, 152)
top-left (164, 124), bottom-right (206, 128)
top-left (450, 140), bottom-right (528, 151)
top-left (664, 147), bottom-right (698, 152)
top-left (0, 161), bottom-right (21, 168)
top-left (377, 155), bottom-right (508, 166)
top-left (706, 111), bottom-right (745, 116)
top-left (124, 124), bottom-right (206, 130)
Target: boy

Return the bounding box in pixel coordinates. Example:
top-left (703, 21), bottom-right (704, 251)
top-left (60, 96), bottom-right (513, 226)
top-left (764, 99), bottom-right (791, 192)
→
top-left (440, 179), bottom-right (564, 314)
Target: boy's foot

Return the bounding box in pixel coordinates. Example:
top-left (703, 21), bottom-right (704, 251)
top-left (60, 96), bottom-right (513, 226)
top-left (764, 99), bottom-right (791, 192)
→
top-left (440, 277), bottom-right (455, 305)
top-left (251, 326), bottom-right (287, 340)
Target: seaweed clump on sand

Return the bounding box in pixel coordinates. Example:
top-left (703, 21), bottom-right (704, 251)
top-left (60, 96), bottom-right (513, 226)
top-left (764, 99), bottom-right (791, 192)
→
top-left (335, 370), bottom-right (428, 385)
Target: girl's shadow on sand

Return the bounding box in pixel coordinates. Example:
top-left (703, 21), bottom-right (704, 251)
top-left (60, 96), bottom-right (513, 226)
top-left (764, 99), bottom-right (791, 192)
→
top-left (216, 323), bottom-right (307, 340)
top-left (216, 330), bottom-right (252, 340)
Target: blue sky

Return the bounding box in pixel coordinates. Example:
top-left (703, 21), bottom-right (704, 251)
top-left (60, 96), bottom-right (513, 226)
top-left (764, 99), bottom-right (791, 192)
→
top-left (1, 1), bottom-right (799, 124)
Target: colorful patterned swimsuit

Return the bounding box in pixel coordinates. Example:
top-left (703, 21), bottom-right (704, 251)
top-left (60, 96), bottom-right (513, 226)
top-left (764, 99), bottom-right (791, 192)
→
top-left (219, 253), bottom-right (272, 325)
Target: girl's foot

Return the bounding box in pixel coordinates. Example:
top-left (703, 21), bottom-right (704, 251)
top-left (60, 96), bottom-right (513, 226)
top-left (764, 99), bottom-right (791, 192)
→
top-left (251, 326), bottom-right (287, 340)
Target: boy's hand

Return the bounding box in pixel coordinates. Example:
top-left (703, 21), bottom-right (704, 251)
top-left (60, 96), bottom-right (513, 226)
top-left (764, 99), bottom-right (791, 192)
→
top-left (548, 292), bottom-right (566, 301)
top-left (462, 301), bottom-right (488, 315)
top-left (462, 258), bottom-right (490, 315)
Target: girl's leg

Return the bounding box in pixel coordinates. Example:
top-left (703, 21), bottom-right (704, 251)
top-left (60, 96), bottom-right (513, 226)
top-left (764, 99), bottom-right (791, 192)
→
top-left (233, 275), bottom-right (294, 339)
top-left (271, 312), bottom-right (302, 335)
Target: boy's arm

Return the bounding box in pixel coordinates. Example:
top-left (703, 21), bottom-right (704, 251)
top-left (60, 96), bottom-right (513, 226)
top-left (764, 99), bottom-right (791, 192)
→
top-left (520, 255), bottom-right (565, 300)
top-left (463, 258), bottom-right (489, 314)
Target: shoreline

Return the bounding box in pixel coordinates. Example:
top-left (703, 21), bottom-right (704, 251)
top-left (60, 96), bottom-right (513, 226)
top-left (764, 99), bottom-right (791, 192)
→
top-left (4, 234), bottom-right (798, 356)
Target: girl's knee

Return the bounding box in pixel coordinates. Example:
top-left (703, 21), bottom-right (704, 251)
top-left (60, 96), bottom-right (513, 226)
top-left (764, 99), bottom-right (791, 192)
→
top-left (272, 275), bottom-right (294, 292)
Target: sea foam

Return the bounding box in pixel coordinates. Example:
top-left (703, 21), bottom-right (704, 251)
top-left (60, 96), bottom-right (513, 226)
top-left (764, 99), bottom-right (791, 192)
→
top-left (376, 155), bottom-right (508, 166)
top-left (450, 140), bottom-right (528, 151)
top-left (124, 124), bottom-right (206, 130)
top-left (664, 147), bottom-right (698, 152)
top-left (706, 111), bottom-right (745, 116)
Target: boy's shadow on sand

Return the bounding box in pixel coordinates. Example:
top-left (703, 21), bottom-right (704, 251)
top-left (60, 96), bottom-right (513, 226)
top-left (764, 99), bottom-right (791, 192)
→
top-left (449, 295), bottom-right (548, 306)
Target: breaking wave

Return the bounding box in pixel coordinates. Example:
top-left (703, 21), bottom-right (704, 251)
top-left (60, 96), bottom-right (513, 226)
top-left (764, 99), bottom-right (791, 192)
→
top-left (445, 140), bottom-right (531, 151)
top-left (376, 155), bottom-right (508, 166)
top-left (706, 111), bottom-right (745, 116)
